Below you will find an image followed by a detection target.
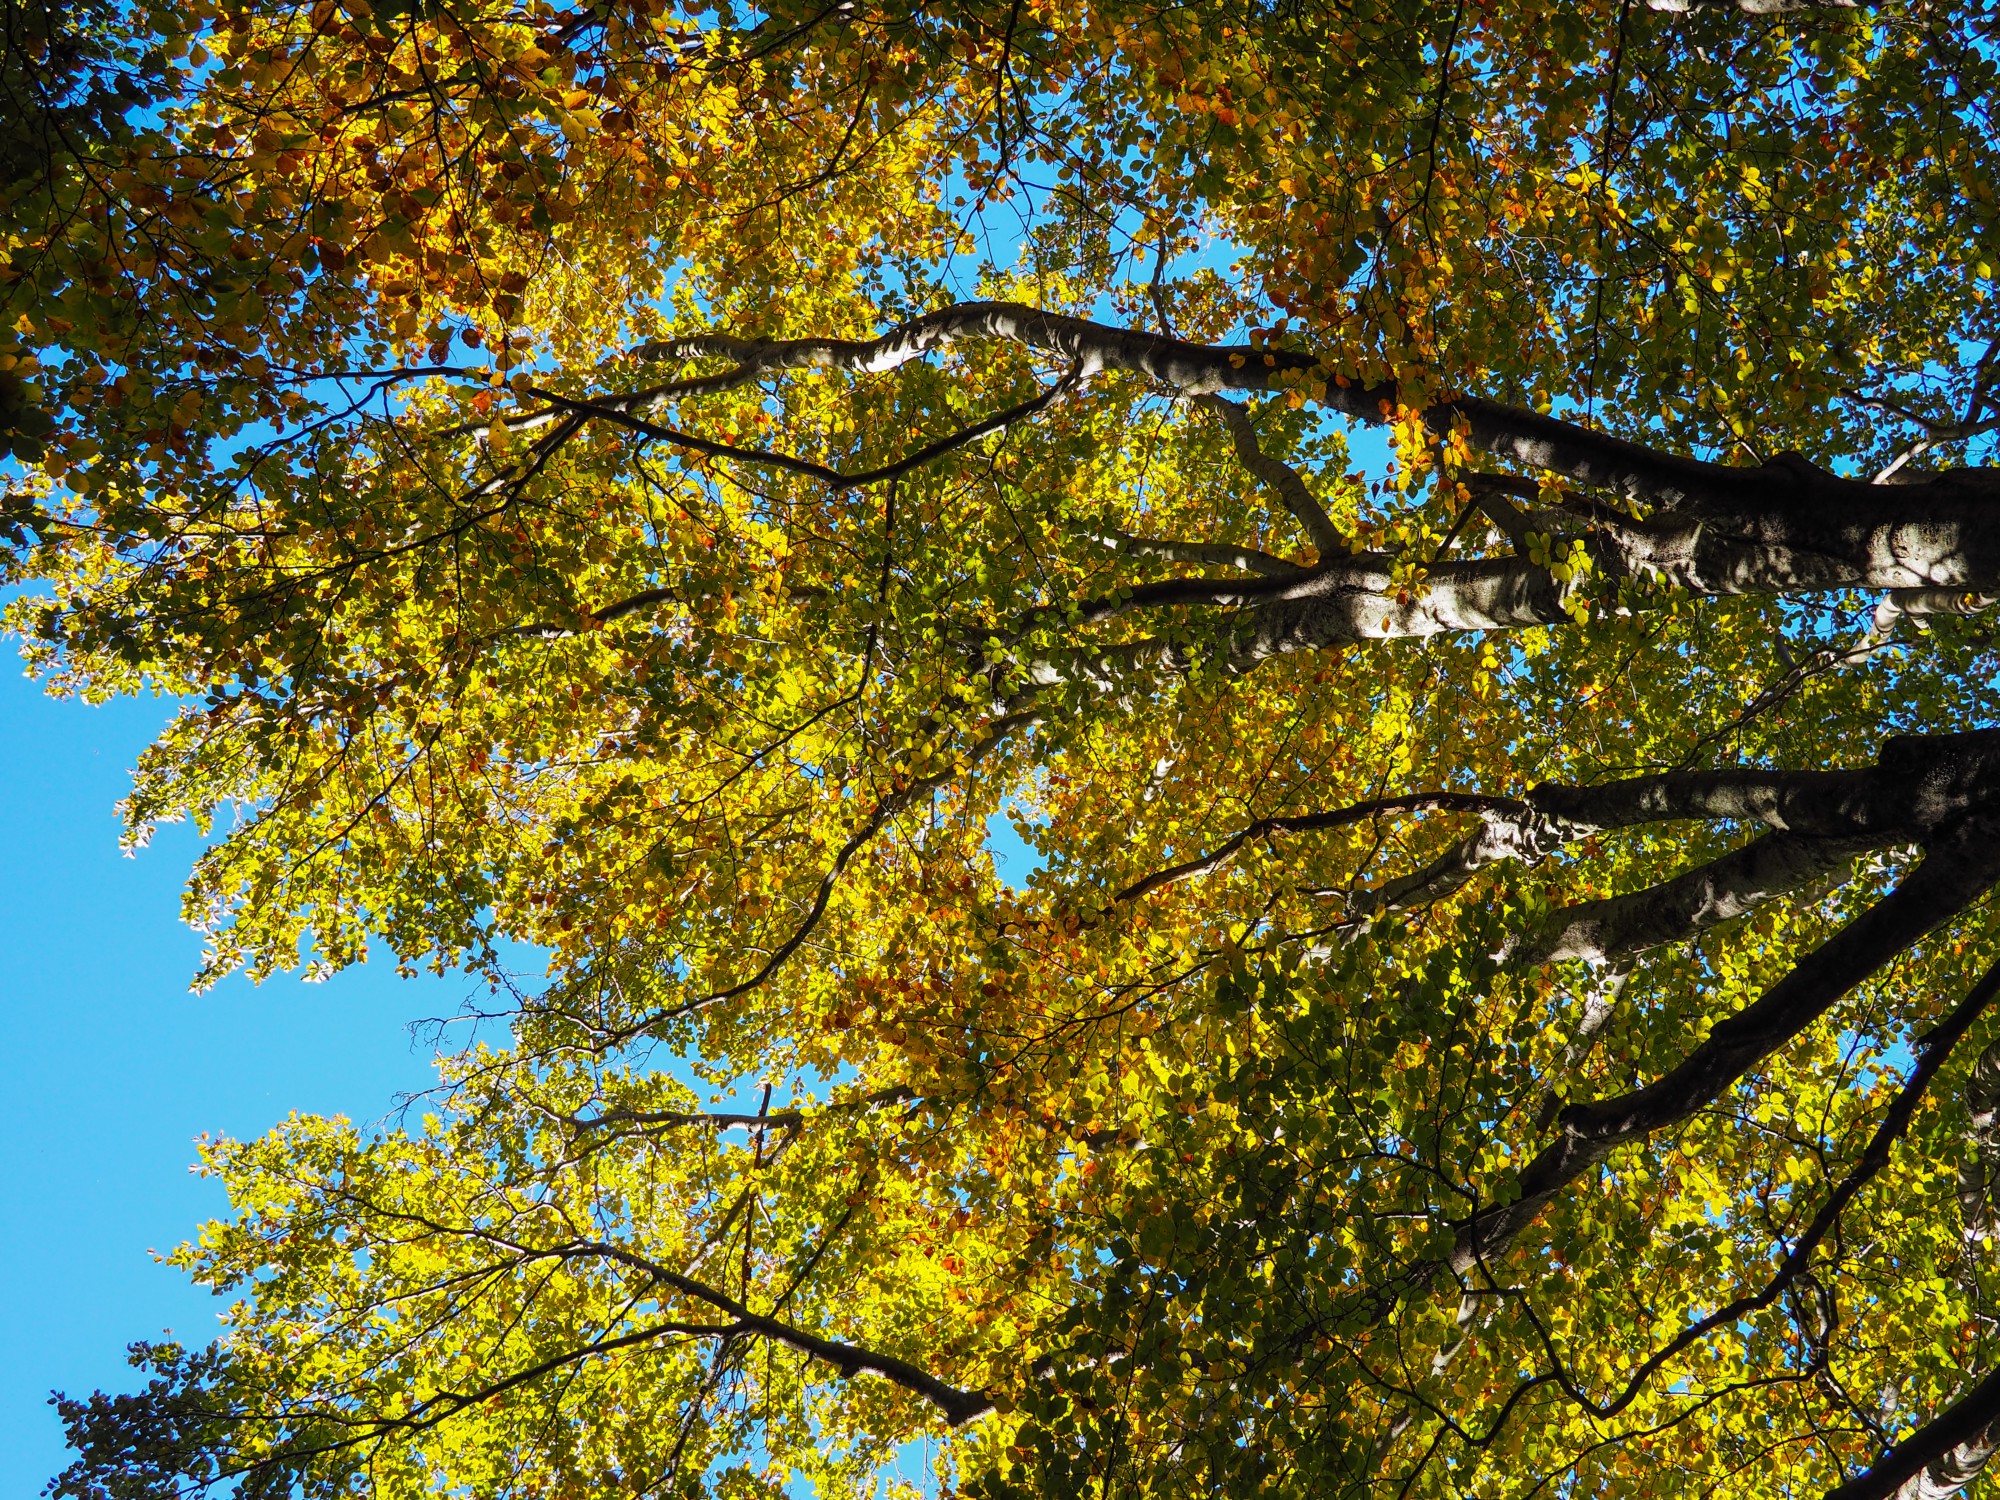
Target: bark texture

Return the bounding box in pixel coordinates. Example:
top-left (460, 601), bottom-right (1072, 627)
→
top-left (618, 305), bottom-right (2000, 658)
top-left (1453, 817), bottom-right (2000, 1275)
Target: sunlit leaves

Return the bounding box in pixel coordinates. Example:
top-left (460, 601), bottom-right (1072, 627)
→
top-left (21, 0), bottom-right (2000, 1497)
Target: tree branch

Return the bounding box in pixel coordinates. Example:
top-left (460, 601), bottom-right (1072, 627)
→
top-left (608, 302), bottom-right (2000, 524)
top-left (1506, 830), bottom-right (1880, 967)
top-left (1194, 395), bottom-right (1351, 557)
top-left (1150, 736), bottom-right (2000, 930)
top-left (559, 307), bottom-right (2000, 669)
top-left (1077, 524), bottom-right (1307, 578)
top-left (1107, 791), bottom-right (1526, 906)
top-left (527, 361), bottom-right (1077, 493)
top-left (574, 1241), bottom-right (993, 1425)
top-left (1452, 816), bottom-right (2000, 1275)
top-left (1825, 1369), bottom-right (2000, 1500)
top-left (1507, 733), bottom-right (2000, 966)
top-left (1532, 956), bottom-right (2000, 1430)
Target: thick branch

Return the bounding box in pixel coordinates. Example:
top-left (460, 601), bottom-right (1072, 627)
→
top-left (620, 302), bottom-right (1327, 397)
top-left (1958, 1041), bottom-right (2000, 1245)
top-left (1195, 395), bottom-right (1351, 557)
top-left (1118, 734), bottom-right (2000, 929)
top-left (585, 306), bottom-right (2000, 665)
top-left (1509, 732), bottom-right (2000, 964)
top-left (1013, 521), bottom-right (1999, 683)
top-left (1525, 733), bottom-right (2000, 840)
top-left (1452, 818), bottom-right (2000, 1275)
top-left (1508, 831), bottom-right (1879, 966)
top-left (622, 302), bottom-right (1998, 526)
top-left (1826, 1370), bottom-right (2000, 1500)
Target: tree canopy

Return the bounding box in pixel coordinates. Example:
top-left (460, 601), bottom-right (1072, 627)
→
top-left (12, 0), bottom-right (2000, 1496)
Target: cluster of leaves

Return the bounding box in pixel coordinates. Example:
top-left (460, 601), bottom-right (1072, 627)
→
top-left (11, 0), bottom-right (2000, 1497)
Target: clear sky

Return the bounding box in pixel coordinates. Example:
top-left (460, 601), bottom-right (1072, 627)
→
top-left (0, 667), bottom-right (487, 1495)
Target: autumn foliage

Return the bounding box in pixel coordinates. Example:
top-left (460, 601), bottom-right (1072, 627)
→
top-left (9, 1), bottom-right (2000, 1496)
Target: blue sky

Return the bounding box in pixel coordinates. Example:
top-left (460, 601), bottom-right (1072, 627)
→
top-left (0, 670), bottom-right (484, 1495)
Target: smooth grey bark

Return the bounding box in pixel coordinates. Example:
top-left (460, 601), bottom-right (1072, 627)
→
top-left (1099, 733), bottom-right (2000, 977)
top-left (1889, 1435), bottom-right (2000, 1500)
top-left (1147, 482), bottom-right (2000, 656)
top-left (624, 305), bottom-right (2000, 667)
top-left (1450, 816), bottom-right (2000, 1275)
top-left (1501, 731), bottom-right (2000, 963)
top-left (631, 302), bottom-right (2000, 601)
top-left (1194, 395), bottom-right (1351, 557)
top-left (1506, 830), bottom-right (1880, 966)
top-left (1525, 730), bottom-right (2000, 838)
top-left (1307, 731), bottom-right (2000, 949)
top-left (1826, 1370), bottom-right (2000, 1500)
top-left (1959, 1041), bottom-right (2000, 1246)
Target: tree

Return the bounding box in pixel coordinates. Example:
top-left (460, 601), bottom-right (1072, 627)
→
top-left (18, 0), bottom-right (2000, 1495)
top-left (0, 0), bottom-right (170, 461)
